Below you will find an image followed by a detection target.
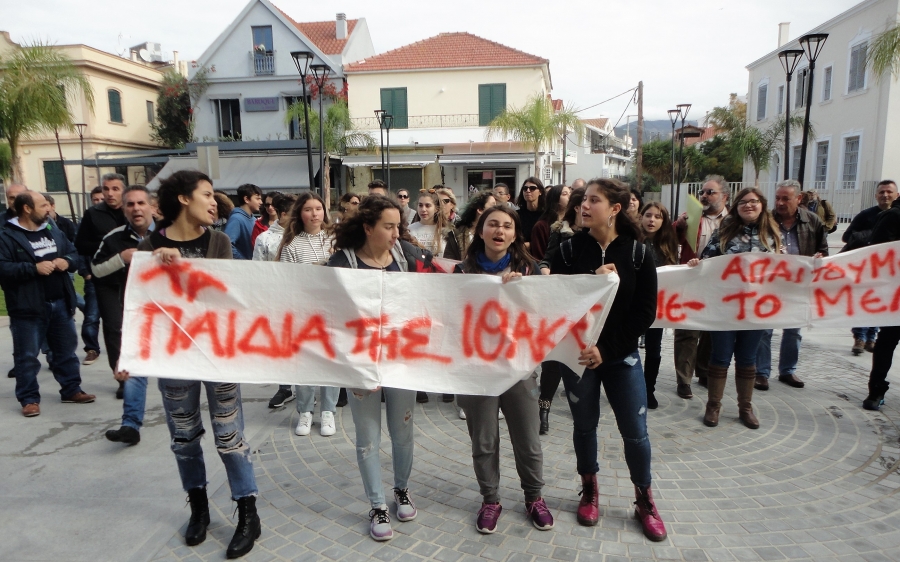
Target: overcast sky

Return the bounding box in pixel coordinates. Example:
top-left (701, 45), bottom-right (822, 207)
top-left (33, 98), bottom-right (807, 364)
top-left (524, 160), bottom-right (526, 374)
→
top-left (2, 0), bottom-right (863, 124)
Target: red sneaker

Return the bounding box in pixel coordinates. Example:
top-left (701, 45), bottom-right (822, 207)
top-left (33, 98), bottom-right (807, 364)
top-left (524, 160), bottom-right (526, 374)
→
top-left (634, 485), bottom-right (667, 541)
top-left (576, 473), bottom-right (599, 526)
top-left (476, 502), bottom-right (502, 534)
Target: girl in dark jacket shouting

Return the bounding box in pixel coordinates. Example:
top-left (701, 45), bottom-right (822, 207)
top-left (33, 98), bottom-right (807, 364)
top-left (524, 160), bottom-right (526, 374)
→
top-left (453, 205), bottom-right (554, 535)
top-left (545, 178), bottom-right (666, 542)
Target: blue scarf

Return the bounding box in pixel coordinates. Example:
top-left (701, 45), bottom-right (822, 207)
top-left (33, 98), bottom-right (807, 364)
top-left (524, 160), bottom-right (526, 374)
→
top-left (475, 251), bottom-right (512, 273)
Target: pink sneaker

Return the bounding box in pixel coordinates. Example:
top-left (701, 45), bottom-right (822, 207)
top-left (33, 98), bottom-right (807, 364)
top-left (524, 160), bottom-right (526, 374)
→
top-left (525, 497), bottom-right (554, 530)
top-left (476, 502), bottom-right (502, 534)
top-left (634, 485), bottom-right (667, 541)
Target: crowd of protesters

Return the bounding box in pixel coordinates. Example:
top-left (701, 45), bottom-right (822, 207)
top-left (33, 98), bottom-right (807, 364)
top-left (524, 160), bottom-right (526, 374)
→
top-left (1, 170), bottom-right (898, 559)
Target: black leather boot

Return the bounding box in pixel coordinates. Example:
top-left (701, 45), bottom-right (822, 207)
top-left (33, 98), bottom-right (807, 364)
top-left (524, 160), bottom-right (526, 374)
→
top-left (185, 487), bottom-right (210, 546)
top-left (226, 496), bottom-right (261, 559)
top-left (644, 356), bottom-right (661, 409)
top-left (539, 400), bottom-right (551, 435)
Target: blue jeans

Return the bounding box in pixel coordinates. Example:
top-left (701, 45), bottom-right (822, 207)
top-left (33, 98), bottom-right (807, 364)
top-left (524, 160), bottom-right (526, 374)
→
top-left (348, 387), bottom-right (416, 508)
top-left (122, 376), bottom-right (148, 430)
top-left (756, 328), bottom-right (802, 378)
top-left (10, 300), bottom-right (84, 405)
top-left (852, 327), bottom-right (879, 342)
top-left (709, 330), bottom-right (767, 368)
top-left (81, 277), bottom-right (100, 353)
top-left (158, 379), bottom-right (258, 499)
top-left (561, 351), bottom-right (652, 487)
top-left (295, 385), bottom-right (339, 413)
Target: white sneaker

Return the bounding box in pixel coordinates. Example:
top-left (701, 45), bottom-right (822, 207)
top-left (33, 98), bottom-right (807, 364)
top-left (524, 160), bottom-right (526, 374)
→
top-left (320, 411), bottom-right (336, 436)
top-left (459, 408), bottom-right (467, 420)
top-left (294, 412), bottom-right (313, 436)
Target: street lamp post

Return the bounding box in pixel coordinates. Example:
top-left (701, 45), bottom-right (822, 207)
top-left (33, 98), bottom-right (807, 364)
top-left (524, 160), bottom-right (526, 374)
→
top-left (797, 33), bottom-right (829, 188)
top-left (777, 49), bottom-right (804, 181)
top-left (376, 111), bottom-right (394, 189)
top-left (374, 109), bottom-right (386, 180)
top-left (667, 109), bottom-right (680, 212)
top-left (290, 51), bottom-right (315, 190)
top-left (310, 63), bottom-right (332, 197)
top-left (675, 103), bottom-right (692, 216)
top-left (74, 123), bottom-right (87, 212)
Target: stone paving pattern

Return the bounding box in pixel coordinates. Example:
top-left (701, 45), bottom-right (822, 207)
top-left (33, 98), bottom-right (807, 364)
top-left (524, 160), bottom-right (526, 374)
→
top-left (141, 332), bottom-right (900, 562)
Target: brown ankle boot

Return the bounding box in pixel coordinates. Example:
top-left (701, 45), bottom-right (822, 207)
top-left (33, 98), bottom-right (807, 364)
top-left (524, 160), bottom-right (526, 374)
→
top-left (704, 365), bottom-right (728, 427)
top-left (735, 366), bottom-right (760, 429)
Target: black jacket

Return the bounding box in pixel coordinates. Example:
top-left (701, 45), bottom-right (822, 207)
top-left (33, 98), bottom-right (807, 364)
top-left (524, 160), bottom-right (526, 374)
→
top-left (869, 199), bottom-right (900, 245)
top-left (54, 214), bottom-right (77, 243)
top-left (327, 239), bottom-right (438, 272)
top-left (91, 223), bottom-right (150, 287)
top-left (545, 231), bottom-right (657, 363)
top-left (0, 220), bottom-right (78, 318)
top-left (75, 202), bottom-right (125, 258)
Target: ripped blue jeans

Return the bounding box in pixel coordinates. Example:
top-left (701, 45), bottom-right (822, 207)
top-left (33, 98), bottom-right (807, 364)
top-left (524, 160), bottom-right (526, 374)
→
top-left (348, 387), bottom-right (416, 509)
top-left (158, 379), bottom-right (258, 499)
top-left (561, 350), bottom-right (652, 487)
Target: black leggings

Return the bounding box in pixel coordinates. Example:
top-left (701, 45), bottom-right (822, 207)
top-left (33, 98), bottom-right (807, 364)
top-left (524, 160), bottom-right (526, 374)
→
top-left (870, 326), bottom-right (900, 393)
top-left (539, 361), bottom-right (563, 402)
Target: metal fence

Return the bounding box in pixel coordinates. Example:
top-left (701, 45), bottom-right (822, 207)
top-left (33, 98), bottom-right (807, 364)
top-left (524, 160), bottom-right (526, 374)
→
top-left (660, 181), bottom-right (878, 223)
top-left (350, 114), bottom-right (480, 129)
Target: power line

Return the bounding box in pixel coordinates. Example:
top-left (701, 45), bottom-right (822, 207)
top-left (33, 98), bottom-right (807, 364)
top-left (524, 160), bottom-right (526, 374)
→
top-left (575, 87), bottom-right (638, 114)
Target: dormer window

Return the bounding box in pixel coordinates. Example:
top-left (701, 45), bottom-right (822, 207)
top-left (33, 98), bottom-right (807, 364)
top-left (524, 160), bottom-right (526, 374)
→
top-left (252, 26), bottom-right (274, 75)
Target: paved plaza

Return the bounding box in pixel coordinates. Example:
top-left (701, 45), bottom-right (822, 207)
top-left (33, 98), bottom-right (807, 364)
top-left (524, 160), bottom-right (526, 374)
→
top-left (0, 317), bottom-right (898, 562)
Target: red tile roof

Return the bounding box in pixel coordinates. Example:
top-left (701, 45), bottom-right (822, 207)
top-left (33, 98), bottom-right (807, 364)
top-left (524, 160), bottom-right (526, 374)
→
top-left (275, 6), bottom-right (358, 55)
top-left (677, 125), bottom-right (721, 146)
top-left (344, 32), bottom-right (548, 72)
top-left (581, 118), bottom-right (609, 130)
top-left (550, 97), bottom-right (563, 112)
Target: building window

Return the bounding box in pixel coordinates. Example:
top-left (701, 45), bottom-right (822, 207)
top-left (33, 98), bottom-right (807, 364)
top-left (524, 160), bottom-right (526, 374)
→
top-left (380, 88), bottom-right (408, 129)
top-left (213, 99), bottom-right (242, 139)
top-left (478, 83), bottom-right (507, 126)
top-left (756, 83), bottom-right (768, 121)
top-left (285, 95), bottom-right (309, 140)
top-left (849, 42), bottom-right (868, 93)
top-left (146, 100), bottom-right (155, 124)
top-left (815, 141), bottom-right (829, 183)
top-left (795, 68), bottom-right (808, 109)
top-left (842, 136), bottom-right (860, 187)
top-left (822, 66), bottom-right (833, 101)
top-left (108, 89), bottom-right (123, 123)
top-left (791, 146), bottom-right (802, 180)
top-left (43, 161), bottom-right (66, 192)
top-left (252, 26), bottom-right (274, 76)
top-left (777, 85), bottom-right (784, 114)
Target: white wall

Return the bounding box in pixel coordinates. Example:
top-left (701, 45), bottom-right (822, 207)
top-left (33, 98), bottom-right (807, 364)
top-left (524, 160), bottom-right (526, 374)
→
top-left (745, 0), bottom-right (900, 186)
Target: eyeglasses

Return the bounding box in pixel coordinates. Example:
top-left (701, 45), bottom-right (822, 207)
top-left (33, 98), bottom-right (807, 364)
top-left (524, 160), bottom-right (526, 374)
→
top-left (698, 189), bottom-right (720, 196)
top-left (737, 199), bottom-right (761, 207)
top-left (523, 185), bottom-right (540, 192)
top-left (441, 198), bottom-right (451, 204)
top-left (397, 194), bottom-right (409, 199)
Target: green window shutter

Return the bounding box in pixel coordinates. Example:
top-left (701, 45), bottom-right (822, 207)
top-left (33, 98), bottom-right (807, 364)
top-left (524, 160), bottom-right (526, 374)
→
top-left (380, 88), bottom-right (393, 114)
top-left (491, 84), bottom-right (506, 121)
top-left (479, 84), bottom-right (492, 126)
top-left (43, 161), bottom-right (66, 193)
top-left (379, 88), bottom-right (408, 129)
top-left (108, 90), bottom-right (123, 123)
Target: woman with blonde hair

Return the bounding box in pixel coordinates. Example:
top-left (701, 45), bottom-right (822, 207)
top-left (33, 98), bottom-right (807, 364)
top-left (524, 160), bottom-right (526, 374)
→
top-left (688, 187), bottom-right (783, 429)
top-left (408, 189), bottom-right (448, 256)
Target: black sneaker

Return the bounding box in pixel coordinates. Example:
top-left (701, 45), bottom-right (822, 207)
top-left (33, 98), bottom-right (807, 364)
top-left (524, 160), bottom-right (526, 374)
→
top-left (105, 426), bottom-right (140, 445)
top-left (268, 387), bottom-right (295, 408)
top-left (863, 392), bottom-right (885, 411)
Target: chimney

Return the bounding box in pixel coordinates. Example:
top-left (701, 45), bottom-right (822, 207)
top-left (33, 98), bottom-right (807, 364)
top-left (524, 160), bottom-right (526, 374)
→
top-left (336, 13), bottom-right (347, 40)
top-left (778, 22), bottom-right (790, 48)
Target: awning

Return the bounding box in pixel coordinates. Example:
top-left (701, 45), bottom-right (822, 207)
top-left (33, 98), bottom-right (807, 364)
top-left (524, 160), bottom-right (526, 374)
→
top-left (146, 154), bottom-right (317, 191)
top-left (342, 154), bottom-right (436, 167)
top-left (342, 152), bottom-right (534, 167)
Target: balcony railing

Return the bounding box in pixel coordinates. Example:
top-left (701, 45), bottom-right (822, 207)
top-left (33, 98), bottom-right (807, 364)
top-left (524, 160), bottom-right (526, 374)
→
top-left (351, 113), bottom-right (479, 129)
top-left (591, 140), bottom-right (631, 157)
top-left (254, 53), bottom-right (274, 76)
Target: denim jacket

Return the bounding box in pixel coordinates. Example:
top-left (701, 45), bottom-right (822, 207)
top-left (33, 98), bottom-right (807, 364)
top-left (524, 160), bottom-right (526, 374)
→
top-left (700, 221), bottom-right (780, 259)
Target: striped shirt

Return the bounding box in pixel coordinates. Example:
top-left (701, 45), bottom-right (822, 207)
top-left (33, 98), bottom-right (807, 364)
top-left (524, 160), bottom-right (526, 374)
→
top-left (280, 230), bottom-right (333, 265)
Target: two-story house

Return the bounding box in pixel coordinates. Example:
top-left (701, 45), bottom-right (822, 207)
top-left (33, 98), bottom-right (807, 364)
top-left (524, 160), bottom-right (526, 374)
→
top-left (1, 31), bottom-right (167, 215)
top-left (567, 117), bottom-right (633, 182)
top-left (191, 0), bottom-right (373, 154)
top-left (342, 32), bottom-right (553, 201)
top-left (745, 0), bottom-right (900, 218)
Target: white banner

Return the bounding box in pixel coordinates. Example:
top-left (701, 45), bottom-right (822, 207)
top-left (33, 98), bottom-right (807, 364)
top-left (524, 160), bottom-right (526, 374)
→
top-left (119, 253), bottom-right (620, 396)
top-left (651, 241), bottom-right (900, 330)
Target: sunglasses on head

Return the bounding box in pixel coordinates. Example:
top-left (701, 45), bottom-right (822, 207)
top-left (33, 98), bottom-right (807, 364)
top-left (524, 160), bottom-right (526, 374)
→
top-left (523, 185), bottom-right (540, 192)
top-left (420, 188), bottom-right (437, 194)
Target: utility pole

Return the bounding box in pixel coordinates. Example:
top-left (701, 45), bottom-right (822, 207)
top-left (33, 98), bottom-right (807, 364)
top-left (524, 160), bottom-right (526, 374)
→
top-left (636, 81), bottom-right (644, 192)
top-left (561, 126), bottom-right (567, 185)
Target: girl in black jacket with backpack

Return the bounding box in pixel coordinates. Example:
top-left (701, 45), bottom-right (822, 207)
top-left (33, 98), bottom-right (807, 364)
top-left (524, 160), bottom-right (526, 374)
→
top-left (544, 178), bottom-right (666, 543)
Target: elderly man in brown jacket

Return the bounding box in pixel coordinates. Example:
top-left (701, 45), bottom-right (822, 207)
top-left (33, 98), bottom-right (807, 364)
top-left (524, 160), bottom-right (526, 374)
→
top-left (755, 180), bottom-right (828, 391)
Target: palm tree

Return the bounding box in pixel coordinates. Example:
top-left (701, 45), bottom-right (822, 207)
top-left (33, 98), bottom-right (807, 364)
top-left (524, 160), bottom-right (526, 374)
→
top-left (868, 24), bottom-right (900, 79)
top-left (0, 42), bottom-right (94, 182)
top-left (285, 98), bottom-right (374, 208)
top-left (484, 94), bottom-right (582, 172)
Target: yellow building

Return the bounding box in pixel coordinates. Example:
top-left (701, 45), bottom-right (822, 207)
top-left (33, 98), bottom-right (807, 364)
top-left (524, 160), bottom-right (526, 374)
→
top-left (1, 32), bottom-right (168, 215)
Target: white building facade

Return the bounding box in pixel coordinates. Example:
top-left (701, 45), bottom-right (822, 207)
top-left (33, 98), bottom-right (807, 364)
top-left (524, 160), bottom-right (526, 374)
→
top-left (745, 0), bottom-right (900, 218)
